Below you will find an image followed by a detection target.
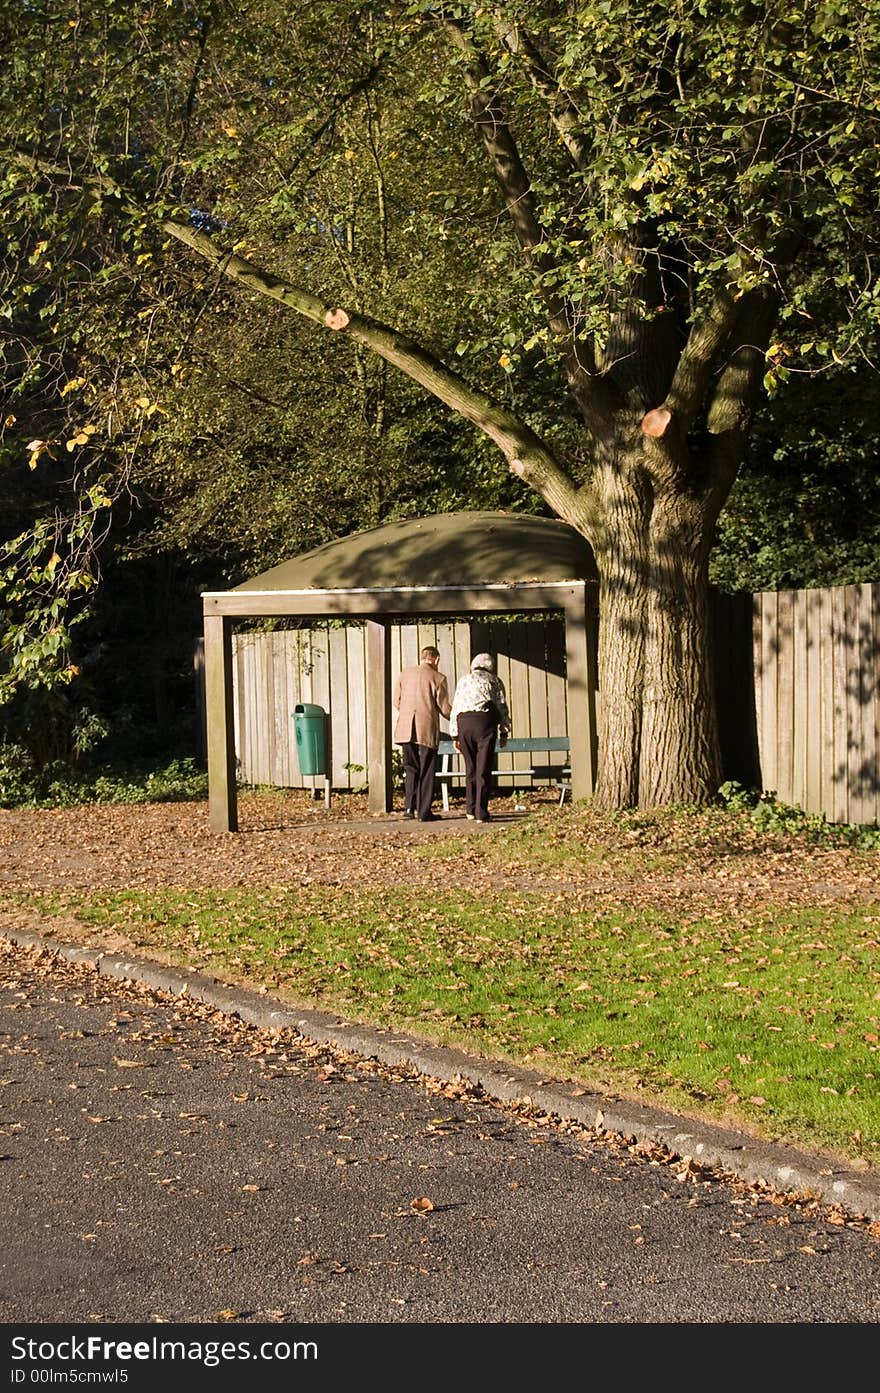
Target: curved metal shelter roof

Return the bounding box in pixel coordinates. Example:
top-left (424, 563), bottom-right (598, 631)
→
top-left (233, 510), bottom-right (598, 593)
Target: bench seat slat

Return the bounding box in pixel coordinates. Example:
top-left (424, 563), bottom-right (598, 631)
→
top-left (437, 736), bottom-right (569, 755)
top-left (434, 734), bottom-right (570, 810)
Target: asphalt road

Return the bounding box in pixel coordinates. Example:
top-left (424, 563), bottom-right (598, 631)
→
top-left (1, 933), bottom-right (879, 1360)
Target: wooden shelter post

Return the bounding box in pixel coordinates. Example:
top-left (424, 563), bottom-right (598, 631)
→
top-left (565, 585), bottom-right (598, 801)
top-left (366, 618), bottom-right (393, 813)
top-left (204, 612), bottom-right (238, 833)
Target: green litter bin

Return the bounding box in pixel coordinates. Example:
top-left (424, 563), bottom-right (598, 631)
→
top-left (292, 703), bottom-right (329, 776)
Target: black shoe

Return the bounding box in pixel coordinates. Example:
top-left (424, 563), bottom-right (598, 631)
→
top-left (419, 812), bottom-right (438, 822)
top-left (475, 813), bottom-right (491, 822)
top-left (403, 809), bottom-right (415, 820)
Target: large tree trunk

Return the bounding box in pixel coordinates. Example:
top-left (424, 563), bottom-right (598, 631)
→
top-left (589, 449), bottom-right (722, 812)
top-left (639, 488), bottom-right (722, 807)
top-left (589, 459), bottom-right (649, 811)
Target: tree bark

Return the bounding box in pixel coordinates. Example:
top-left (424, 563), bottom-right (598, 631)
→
top-left (639, 490), bottom-right (722, 808)
top-left (588, 443), bottom-right (722, 811)
top-left (589, 455), bottom-right (649, 811)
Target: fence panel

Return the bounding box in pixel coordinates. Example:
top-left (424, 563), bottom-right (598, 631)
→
top-left (746, 581), bottom-right (879, 825)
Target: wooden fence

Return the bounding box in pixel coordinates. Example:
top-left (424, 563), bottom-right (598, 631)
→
top-left (698, 584), bottom-right (879, 826)
top-left (195, 581), bottom-right (880, 825)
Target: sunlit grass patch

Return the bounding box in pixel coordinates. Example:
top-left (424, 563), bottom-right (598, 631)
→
top-left (24, 884), bottom-right (880, 1167)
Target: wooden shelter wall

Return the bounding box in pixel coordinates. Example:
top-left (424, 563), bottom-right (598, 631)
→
top-left (231, 619), bottom-right (569, 790)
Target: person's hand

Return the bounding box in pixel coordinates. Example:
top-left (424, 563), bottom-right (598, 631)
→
top-left (454, 739), bottom-right (461, 752)
top-left (499, 730), bottom-right (508, 747)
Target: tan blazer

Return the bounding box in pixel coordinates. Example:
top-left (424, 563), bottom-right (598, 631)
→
top-left (393, 661), bottom-right (452, 747)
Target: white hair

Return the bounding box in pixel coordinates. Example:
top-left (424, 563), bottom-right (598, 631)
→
top-left (470, 652), bottom-right (495, 672)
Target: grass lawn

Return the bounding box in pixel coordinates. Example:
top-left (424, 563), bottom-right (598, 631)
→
top-left (3, 788), bottom-right (877, 1169)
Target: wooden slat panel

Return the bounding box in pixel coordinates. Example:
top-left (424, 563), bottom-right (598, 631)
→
top-left (470, 617), bottom-right (492, 661)
top-left (231, 635), bottom-right (244, 781)
top-left (262, 635), bottom-right (276, 785)
top-left (257, 633), bottom-right (274, 786)
top-left (416, 620), bottom-right (437, 663)
top-left (805, 588), bottom-right (823, 815)
top-left (387, 625), bottom-right (405, 806)
top-left (506, 623), bottom-right (532, 777)
top-left (248, 635), bottom-right (263, 785)
top-left (546, 620), bottom-right (568, 739)
top-left (450, 622), bottom-right (471, 703)
top-left (859, 582), bottom-right (878, 825)
top-left (231, 637), bottom-right (243, 780)
top-left (526, 623), bottom-right (550, 739)
top-left (270, 634), bottom-right (288, 787)
top-left (346, 624), bottom-right (368, 790)
top-left (831, 586), bottom-right (850, 824)
top-left (273, 635), bottom-right (287, 786)
top-left (389, 623), bottom-right (403, 683)
top-left (307, 627), bottom-right (331, 793)
top-left (399, 624), bottom-right (420, 671)
top-left (251, 635), bottom-right (265, 785)
top-left (818, 587), bottom-right (835, 819)
top-left (792, 588), bottom-right (809, 812)
top-left (328, 626), bottom-right (351, 787)
top-left (851, 583), bottom-right (878, 826)
top-left (434, 622), bottom-right (457, 738)
top-left (758, 591), bottom-right (779, 796)
top-left (233, 634), bottom-right (260, 785)
top-left (775, 591), bottom-right (795, 805)
top-left (231, 635), bottom-right (245, 781)
top-left (845, 585), bottom-right (862, 824)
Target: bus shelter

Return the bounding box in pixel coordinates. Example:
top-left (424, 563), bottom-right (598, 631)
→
top-left (201, 511), bottom-right (599, 832)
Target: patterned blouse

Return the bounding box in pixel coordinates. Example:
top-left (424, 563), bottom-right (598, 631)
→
top-left (449, 670), bottom-right (511, 738)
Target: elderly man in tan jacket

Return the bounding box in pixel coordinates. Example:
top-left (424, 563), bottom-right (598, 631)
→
top-left (393, 645), bottom-right (452, 822)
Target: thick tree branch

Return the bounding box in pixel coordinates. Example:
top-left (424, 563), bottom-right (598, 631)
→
top-left (9, 149), bottom-right (584, 520)
top-left (704, 283), bottom-right (780, 505)
top-left (440, 17), bottom-right (615, 440)
top-left (441, 19), bottom-right (569, 334)
top-left (490, 13), bottom-right (592, 172)
top-left (641, 280), bottom-right (778, 497)
top-left (660, 287), bottom-right (740, 434)
top-left (161, 219), bottom-right (582, 524)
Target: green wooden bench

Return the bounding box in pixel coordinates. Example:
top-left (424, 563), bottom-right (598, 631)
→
top-left (435, 735), bottom-right (571, 810)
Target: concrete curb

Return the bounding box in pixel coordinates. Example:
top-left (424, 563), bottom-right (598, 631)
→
top-left (6, 924), bottom-right (879, 1223)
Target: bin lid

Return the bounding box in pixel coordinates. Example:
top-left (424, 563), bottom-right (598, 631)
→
top-left (292, 703), bottom-right (326, 716)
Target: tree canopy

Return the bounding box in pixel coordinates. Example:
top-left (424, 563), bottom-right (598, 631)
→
top-left (2, 0), bottom-right (879, 807)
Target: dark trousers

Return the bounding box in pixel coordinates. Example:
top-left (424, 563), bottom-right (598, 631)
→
top-left (401, 741), bottom-right (438, 819)
top-left (456, 710), bottom-right (498, 820)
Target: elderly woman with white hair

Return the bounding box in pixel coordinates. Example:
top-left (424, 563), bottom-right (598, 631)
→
top-left (448, 653), bottom-right (511, 823)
